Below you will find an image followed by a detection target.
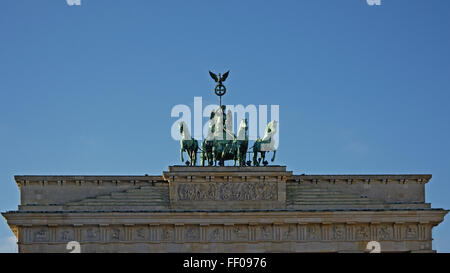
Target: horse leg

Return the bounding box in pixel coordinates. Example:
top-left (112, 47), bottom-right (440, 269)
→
top-left (194, 148), bottom-right (198, 166)
top-left (218, 151), bottom-right (224, 166)
top-left (238, 147), bottom-right (243, 166)
top-left (180, 147), bottom-right (184, 163)
top-left (210, 147), bottom-right (214, 166)
top-left (242, 151), bottom-right (246, 166)
top-left (187, 150), bottom-right (192, 166)
top-left (271, 150), bottom-right (276, 162)
top-left (207, 150), bottom-right (211, 166)
top-left (200, 143), bottom-right (205, 166)
top-left (253, 151), bottom-right (258, 166)
top-left (237, 146), bottom-right (242, 166)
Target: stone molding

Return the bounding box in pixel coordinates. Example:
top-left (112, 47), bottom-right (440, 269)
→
top-left (18, 222), bottom-right (433, 244)
top-left (7, 209), bottom-right (445, 252)
top-left (14, 173), bottom-right (431, 188)
top-left (5, 209), bottom-right (446, 228)
top-left (291, 174), bottom-right (431, 185)
top-left (14, 175), bottom-right (164, 188)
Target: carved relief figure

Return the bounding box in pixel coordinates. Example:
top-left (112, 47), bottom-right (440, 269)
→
top-left (283, 225), bottom-right (296, 240)
top-left (86, 227), bottom-right (99, 241)
top-left (219, 183), bottom-right (231, 200)
top-left (307, 225), bottom-right (320, 240)
top-left (406, 224), bottom-right (418, 239)
top-left (136, 228), bottom-right (146, 240)
top-left (207, 183), bottom-right (217, 200)
top-left (332, 225), bottom-right (346, 240)
top-left (161, 226), bottom-right (174, 241)
top-left (377, 225), bottom-right (393, 240)
top-left (110, 228), bottom-right (121, 241)
top-left (356, 225), bottom-right (369, 240)
top-left (185, 226), bottom-right (200, 241)
top-left (259, 225), bottom-right (273, 240)
top-left (59, 230), bottom-right (74, 241)
top-left (34, 229), bottom-right (48, 242)
top-left (209, 227), bottom-right (222, 241)
top-left (232, 226), bottom-right (248, 240)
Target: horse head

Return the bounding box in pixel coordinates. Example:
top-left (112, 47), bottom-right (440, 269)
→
top-left (264, 120), bottom-right (278, 139)
top-left (260, 120), bottom-right (278, 151)
top-left (179, 121), bottom-right (191, 140)
top-left (237, 118), bottom-right (248, 141)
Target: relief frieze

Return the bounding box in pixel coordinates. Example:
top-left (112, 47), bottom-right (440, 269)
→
top-left (176, 181), bottom-right (277, 201)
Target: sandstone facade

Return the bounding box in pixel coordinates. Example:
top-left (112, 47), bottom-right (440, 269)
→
top-left (2, 166), bottom-right (447, 253)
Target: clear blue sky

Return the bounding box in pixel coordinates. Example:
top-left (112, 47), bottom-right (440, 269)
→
top-left (1, 0), bottom-right (449, 252)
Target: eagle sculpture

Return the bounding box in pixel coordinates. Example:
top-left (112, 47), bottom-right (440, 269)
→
top-left (209, 70), bottom-right (230, 85)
